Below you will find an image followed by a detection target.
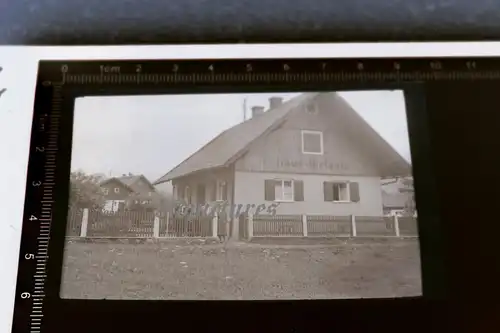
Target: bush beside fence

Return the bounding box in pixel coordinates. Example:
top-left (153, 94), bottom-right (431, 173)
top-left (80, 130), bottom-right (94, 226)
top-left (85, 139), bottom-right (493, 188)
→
top-left (66, 208), bottom-right (418, 240)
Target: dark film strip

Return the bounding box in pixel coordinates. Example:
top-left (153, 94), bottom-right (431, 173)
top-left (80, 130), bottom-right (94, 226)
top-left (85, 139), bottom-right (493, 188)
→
top-left (11, 56), bottom-right (500, 333)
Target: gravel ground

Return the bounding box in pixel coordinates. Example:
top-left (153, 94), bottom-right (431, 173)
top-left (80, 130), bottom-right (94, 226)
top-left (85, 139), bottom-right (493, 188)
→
top-left (60, 238), bottom-right (422, 300)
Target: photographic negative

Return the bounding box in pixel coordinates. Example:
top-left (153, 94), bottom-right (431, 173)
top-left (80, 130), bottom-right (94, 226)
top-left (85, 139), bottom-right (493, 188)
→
top-left (61, 90), bottom-right (421, 300)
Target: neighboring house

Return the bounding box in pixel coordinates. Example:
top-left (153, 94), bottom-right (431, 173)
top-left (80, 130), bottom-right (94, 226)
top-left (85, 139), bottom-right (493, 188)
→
top-left (100, 174), bottom-right (160, 212)
top-left (381, 190), bottom-right (407, 216)
top-left (381, 177), bottom-right (415, 216)
top-left (153, 93), bottom-right (411, 238)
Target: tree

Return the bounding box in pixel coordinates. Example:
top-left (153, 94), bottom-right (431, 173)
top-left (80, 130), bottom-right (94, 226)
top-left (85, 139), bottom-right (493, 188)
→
top-left (69, 171), bottom-right (106, 209)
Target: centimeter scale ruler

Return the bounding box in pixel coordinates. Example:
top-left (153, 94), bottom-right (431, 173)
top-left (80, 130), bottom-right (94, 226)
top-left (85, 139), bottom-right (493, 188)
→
top-left (14, 56), bottom-right (500, 333)
top-left (36, 57), bottom-right (500, 86)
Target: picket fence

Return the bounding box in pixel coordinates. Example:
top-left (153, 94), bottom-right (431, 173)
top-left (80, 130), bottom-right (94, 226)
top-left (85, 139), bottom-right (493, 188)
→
top-left (66, 209), bottom-right (214, 238)
top-left (244, 214), bottom-right (418, 239)
top-left (67, 208), bottom-right (418, 240)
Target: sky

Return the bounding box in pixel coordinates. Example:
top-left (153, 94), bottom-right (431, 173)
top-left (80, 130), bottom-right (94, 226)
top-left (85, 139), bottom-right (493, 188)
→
top-left (2, 43), bottom-right (500, 333)
top-left (71, 90), bottom-right (410, 187)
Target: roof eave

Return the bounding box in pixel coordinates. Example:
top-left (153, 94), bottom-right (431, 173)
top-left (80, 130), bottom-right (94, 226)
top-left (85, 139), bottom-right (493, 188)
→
top-left (153, 165), bottom-right (231, 185)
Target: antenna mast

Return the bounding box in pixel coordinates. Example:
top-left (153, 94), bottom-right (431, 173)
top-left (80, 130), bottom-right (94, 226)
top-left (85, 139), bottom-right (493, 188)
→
top-left (243, 98), bottom-right (247, 121)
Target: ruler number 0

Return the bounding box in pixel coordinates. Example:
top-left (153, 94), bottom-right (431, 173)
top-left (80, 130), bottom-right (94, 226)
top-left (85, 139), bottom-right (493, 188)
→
top-left (21, 292), bottom-right (31, 299)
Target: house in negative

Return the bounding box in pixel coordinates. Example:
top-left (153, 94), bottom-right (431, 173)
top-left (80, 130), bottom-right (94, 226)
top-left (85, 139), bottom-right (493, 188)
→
top-left (153, 92), bottom-right (412, 238)
top-left (100, 174), bottom-right (160, 212)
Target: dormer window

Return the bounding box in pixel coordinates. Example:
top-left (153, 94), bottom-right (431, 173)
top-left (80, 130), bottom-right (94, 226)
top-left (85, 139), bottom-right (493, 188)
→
top-left (114, 187), bottom-right (120, 193)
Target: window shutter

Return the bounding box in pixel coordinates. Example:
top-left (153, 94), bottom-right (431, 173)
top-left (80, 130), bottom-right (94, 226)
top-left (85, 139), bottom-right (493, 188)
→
top-left (350, 182), bottom-right (360, 202)
top-left (294, 180), bottom-right (304, 201)
top-left (324, 182), bottom-right (334, 201)
top-left (264, 180), bottom-right (275, 201)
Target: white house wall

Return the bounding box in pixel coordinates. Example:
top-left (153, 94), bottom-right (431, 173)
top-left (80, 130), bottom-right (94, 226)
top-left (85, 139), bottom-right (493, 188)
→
top-left (234, 171), bottom-right (384, 217)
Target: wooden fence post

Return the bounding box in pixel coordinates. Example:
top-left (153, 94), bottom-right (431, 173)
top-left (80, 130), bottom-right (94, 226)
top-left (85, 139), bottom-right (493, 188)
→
top-left (394, 215), bottom-right (400, 237)
top-left (80, 208), bottom-right (89, 238)
top-left (302, 214), bottom-right (308, 237)
top-left (350, 214), bottom-right (357, 237)
top-left (247, 213), bottom-right (254, 240)
top-left (165, 212), bottom-right (170, 237)
top-left (212, 211), bottom-right (218, 238)
top-left (153, 215), bottom-right (160, 238)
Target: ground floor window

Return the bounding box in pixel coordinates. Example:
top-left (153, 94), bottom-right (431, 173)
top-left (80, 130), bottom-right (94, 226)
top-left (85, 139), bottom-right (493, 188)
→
top-left (324, 181), bottom-right (360, 202)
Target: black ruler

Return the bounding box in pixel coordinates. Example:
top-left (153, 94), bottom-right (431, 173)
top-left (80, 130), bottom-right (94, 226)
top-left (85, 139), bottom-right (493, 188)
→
top-left (12, 56), bottom-right (500, 333)
top-left (36, 57), bottom-right (500, 86)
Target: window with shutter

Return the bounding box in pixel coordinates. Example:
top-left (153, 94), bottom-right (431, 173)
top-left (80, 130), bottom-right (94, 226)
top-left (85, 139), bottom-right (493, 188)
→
top-left (324, 182), bottom-right (334, 201)
top-left (333, 182), bottom-right (349, 201)
top-left (349, 182), bottom-right (360, 202)
top-left (324, 181), bottom-right (354, 202)
top-left (264, 180), bottom-right (275, 201)
top-left (273, 179), bottom-right (294, 201)
top-left (294, 180), bottom-right (304, 201)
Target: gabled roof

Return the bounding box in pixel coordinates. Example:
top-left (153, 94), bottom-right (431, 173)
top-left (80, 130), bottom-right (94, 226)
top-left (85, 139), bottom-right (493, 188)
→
top-left (153, 92), bottom-right (411, 184)
top-left (101, 174), bottom-right (156, 193)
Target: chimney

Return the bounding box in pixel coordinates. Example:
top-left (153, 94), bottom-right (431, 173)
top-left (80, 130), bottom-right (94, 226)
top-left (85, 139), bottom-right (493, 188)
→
top-left (269, 97), bottom-right (283, 109)
top-left (251, 106), bottom-right (265, 118)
